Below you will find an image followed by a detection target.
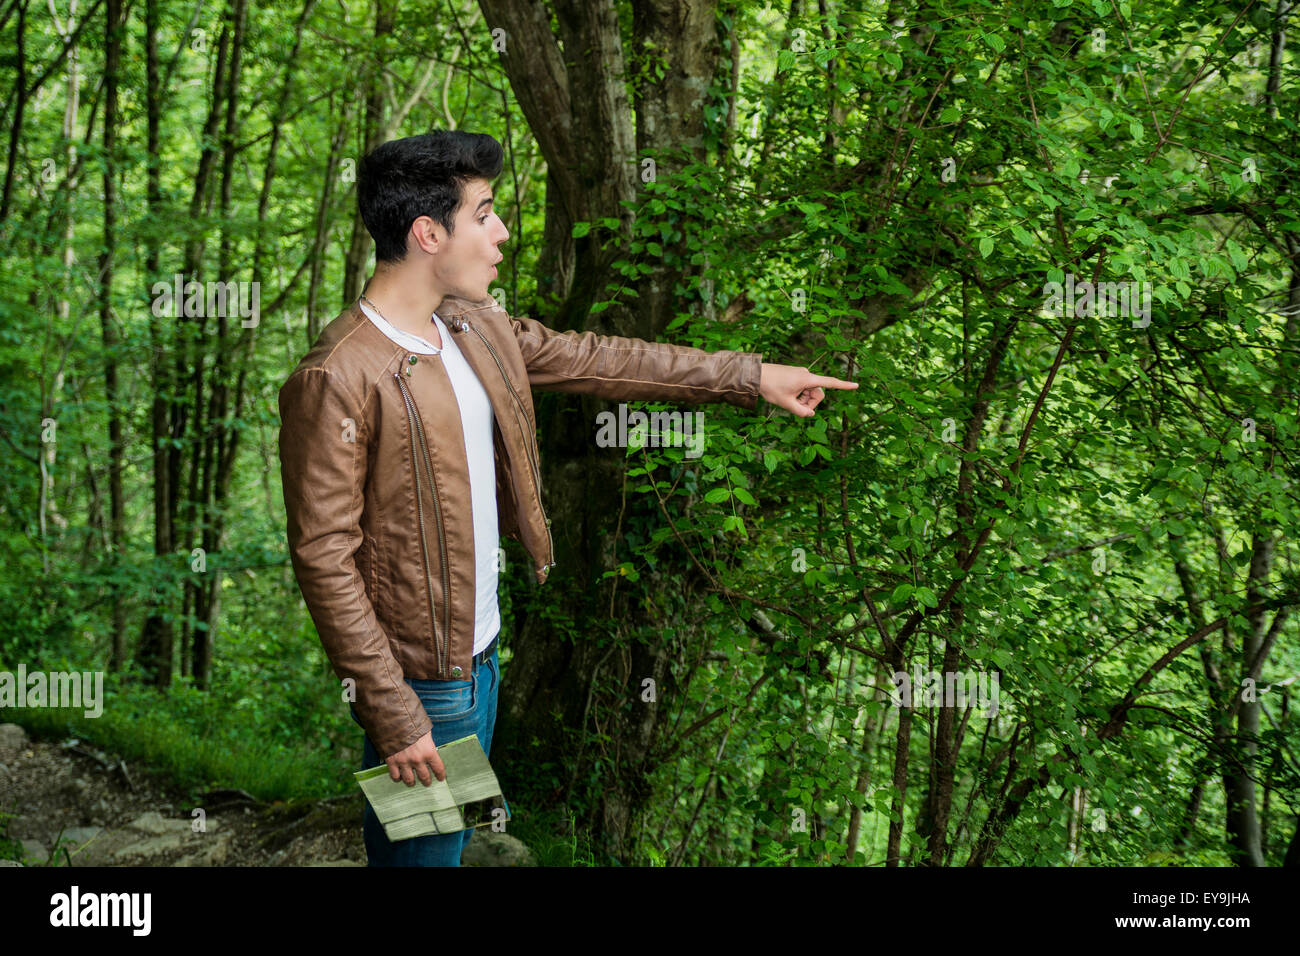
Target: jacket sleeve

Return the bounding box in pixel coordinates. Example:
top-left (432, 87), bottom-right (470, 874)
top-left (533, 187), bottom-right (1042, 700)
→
top-left (278, 367), bottom-right (432, 760)
top-left (507, 312), bottom-right (764, 409)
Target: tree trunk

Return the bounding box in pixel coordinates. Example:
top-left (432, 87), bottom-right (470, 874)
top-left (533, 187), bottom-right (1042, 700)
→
top-left (192, 0), bottom-right (249, 689)
top-left (176, 0), bottom-right (233, 676)
top-left (340, 0), bottom-right (396, 308)
top-left (100, 0), bottom-right (127, 670)
top-left (919, 633), bottom-right (962, 864)
top-left (886, 677), bottom-right (913, 866)
top-left (1224, 532), bottom-right (1274, 866)
top-left (479, 0), bottom-right (740, 862)
top-left (307, 106), bottom-right (350, 348)
top-left (137, 0), bottom-right (174, 688)
top-left (39, 0), bottom-right (80, 572)
top-left (0, 0), bottom-right (27, 223)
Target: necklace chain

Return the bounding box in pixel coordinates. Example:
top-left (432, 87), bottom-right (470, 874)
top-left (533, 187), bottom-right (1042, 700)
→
top-left (361, 293), bottom-right (442, 351)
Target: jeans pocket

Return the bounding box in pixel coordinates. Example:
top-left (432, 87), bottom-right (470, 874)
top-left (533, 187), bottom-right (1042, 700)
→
top-left (410, 676), bottom-right (476, 723)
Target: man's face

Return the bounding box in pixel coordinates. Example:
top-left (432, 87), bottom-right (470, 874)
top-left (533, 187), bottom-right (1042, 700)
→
top-left (421, 177), bottom-right (508, 302)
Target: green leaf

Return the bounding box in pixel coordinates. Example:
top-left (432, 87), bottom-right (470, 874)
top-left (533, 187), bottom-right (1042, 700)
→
top-left (703, 487), bottom-right (731, 504)
top-left (979, 236), bottom-right (994, 258)
top-left (1227, 241), bottom-right (1248, 272)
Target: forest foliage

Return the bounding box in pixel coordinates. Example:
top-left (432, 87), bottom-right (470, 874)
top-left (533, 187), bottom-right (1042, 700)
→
top-left (0, 0), bottom-right (1297, 865)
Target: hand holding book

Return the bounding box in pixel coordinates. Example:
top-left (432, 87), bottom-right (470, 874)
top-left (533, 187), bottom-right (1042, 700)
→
top-left (384, 729), bottom-right (446, 784)
top-left (355, 733), bottom-right (510, 841)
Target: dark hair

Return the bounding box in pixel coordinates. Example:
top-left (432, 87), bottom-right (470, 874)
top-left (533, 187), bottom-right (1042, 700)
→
top-left (358, 131), bottom-right (504, 263)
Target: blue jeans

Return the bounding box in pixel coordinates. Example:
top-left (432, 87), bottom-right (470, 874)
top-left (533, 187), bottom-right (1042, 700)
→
top-left (351, 644), bottom-right (501, 866)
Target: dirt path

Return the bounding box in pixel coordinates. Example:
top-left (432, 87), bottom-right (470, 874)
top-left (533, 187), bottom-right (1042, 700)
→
top-left (0, 723), bottom-right (533, 866)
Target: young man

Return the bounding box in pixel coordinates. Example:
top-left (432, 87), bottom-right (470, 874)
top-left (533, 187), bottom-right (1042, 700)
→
top-left (277, 131), bottom-right (856, 866)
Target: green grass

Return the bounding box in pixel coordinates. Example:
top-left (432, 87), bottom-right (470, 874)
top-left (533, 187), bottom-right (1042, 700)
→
top-left (0, 809), bottom-right (23, 863)
top-left (502, 805), bottom-right (599, 866)
top-left (0, 649), bottom-right (364, 804)
top-left (4, 691), bottom-right (351, 804)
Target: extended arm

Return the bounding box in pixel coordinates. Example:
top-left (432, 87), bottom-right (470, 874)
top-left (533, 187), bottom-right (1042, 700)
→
top-left (508, 312), bottom-right (763, 408)
top-left (508, 312), bottom-right (857, 414)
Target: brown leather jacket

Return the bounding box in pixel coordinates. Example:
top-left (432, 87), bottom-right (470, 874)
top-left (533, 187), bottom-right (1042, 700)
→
top-left (278, 294), bottom-right (763, 758)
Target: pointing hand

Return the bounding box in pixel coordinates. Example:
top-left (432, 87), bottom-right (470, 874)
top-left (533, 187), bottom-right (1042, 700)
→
top-left (759, 363), bottom-right (859, 418)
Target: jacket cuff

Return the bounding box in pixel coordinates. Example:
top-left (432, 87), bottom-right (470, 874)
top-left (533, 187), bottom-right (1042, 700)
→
top-left (368, 707), bottom-right (433, 761)
top-left (728, 350), bottom-right (764, 410)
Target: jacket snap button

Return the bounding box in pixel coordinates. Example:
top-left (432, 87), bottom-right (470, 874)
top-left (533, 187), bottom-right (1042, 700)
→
top-left (451, 666), bottom-right (463, 677)
top-left (408, 354), bottom-right (418, 364)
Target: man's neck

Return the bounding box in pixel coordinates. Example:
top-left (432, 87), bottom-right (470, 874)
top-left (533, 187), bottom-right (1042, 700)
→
top-left (361, 266), bottom-right (448, 342)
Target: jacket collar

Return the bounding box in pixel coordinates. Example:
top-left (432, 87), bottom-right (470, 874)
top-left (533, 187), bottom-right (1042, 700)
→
top-left (352, 283), bottom-right (495, 325)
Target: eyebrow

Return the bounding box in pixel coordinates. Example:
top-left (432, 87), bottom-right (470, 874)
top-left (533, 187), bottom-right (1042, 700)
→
top-left (475, 195), bottom-right (494, 214)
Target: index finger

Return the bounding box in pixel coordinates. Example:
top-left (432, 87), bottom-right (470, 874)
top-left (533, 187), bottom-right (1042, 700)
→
top-left (809, 375), bottom-right (859, 390)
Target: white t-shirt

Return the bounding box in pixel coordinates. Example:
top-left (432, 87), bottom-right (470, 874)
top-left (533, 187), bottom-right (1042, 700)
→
top-left (359, 301), bottom-right (501, 656)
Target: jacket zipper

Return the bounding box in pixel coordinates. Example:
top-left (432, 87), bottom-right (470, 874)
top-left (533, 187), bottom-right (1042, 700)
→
top-left (394, 371), bottom-right (452, 674)
top-left (457, 318), bottom-right (555, 570)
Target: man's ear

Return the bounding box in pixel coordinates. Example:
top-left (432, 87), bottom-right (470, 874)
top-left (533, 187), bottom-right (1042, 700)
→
top-left (409, 215), bottom-right (440, 256)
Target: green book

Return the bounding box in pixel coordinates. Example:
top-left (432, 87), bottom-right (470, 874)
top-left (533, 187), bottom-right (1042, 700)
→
top-left (354, 734), bottom-right (510, 841)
